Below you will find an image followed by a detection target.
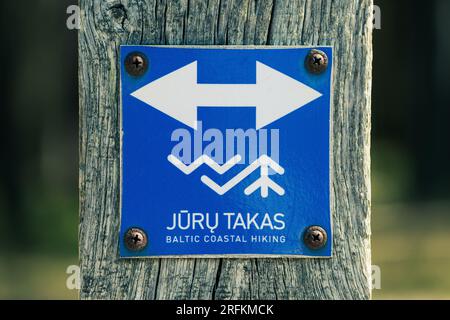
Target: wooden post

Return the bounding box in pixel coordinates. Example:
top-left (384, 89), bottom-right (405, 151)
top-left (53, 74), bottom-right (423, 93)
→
top-left (79, 0), bottom-right (373, 299)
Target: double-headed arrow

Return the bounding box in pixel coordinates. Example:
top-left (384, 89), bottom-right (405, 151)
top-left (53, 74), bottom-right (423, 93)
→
top-left (131, 61), bottom-right (322, 130)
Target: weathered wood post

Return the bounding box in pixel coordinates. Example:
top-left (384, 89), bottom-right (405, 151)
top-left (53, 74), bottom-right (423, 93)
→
top-left (79, 0), bottom-right (372, 299)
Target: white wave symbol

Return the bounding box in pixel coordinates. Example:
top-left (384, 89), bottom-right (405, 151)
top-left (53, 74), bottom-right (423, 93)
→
top-left (167, 154), bottom-right (285, 198)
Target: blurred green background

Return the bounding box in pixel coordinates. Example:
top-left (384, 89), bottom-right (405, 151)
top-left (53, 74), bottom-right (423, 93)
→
top-left (0, 0), bottom-right (449, 299)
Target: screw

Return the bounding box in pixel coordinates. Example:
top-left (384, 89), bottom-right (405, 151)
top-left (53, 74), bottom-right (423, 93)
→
top-left (125, 52), bottom-right (148, 77)
top-left (124, 227), bottom-right (148, 251)
top-left (303, 226), bottom-right (327, 250)
top-left (305, 49), bottom-right (329, 74)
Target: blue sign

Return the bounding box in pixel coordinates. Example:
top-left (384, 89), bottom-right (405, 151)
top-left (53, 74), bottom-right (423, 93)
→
top-left (120, 46), bottom-right (333, 257)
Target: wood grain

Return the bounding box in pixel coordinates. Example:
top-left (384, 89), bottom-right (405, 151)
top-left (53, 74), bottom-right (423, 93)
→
top-left (79, 0), bottom-right (373, 299)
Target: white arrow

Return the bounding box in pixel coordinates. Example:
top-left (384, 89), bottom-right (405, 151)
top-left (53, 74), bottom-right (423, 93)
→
top-left (131, 61), bottom-right (322, 130)
top-left (244, 156), bottom-right (285, 198)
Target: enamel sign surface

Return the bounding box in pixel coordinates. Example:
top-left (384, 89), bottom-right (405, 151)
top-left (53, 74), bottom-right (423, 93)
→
top-left (120, 46), bottom-right (333, 257)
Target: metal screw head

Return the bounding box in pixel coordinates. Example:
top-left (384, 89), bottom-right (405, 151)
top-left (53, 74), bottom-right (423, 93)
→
top-left (305, 49), bottom-right (329, 74)
top-left (124, 227), bottom-right (148, 251)
top-left (124, 52), bottom-right (148, 77)
top-left (303, 226), bottom-right (327, 250)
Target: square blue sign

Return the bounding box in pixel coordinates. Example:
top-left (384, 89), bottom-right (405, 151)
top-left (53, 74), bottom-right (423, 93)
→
top-left (120, 46), bottom-right (333, 257)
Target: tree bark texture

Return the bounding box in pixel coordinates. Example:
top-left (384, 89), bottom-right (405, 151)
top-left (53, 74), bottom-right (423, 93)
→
top-left (79, 0), bottom-right (373, 299)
